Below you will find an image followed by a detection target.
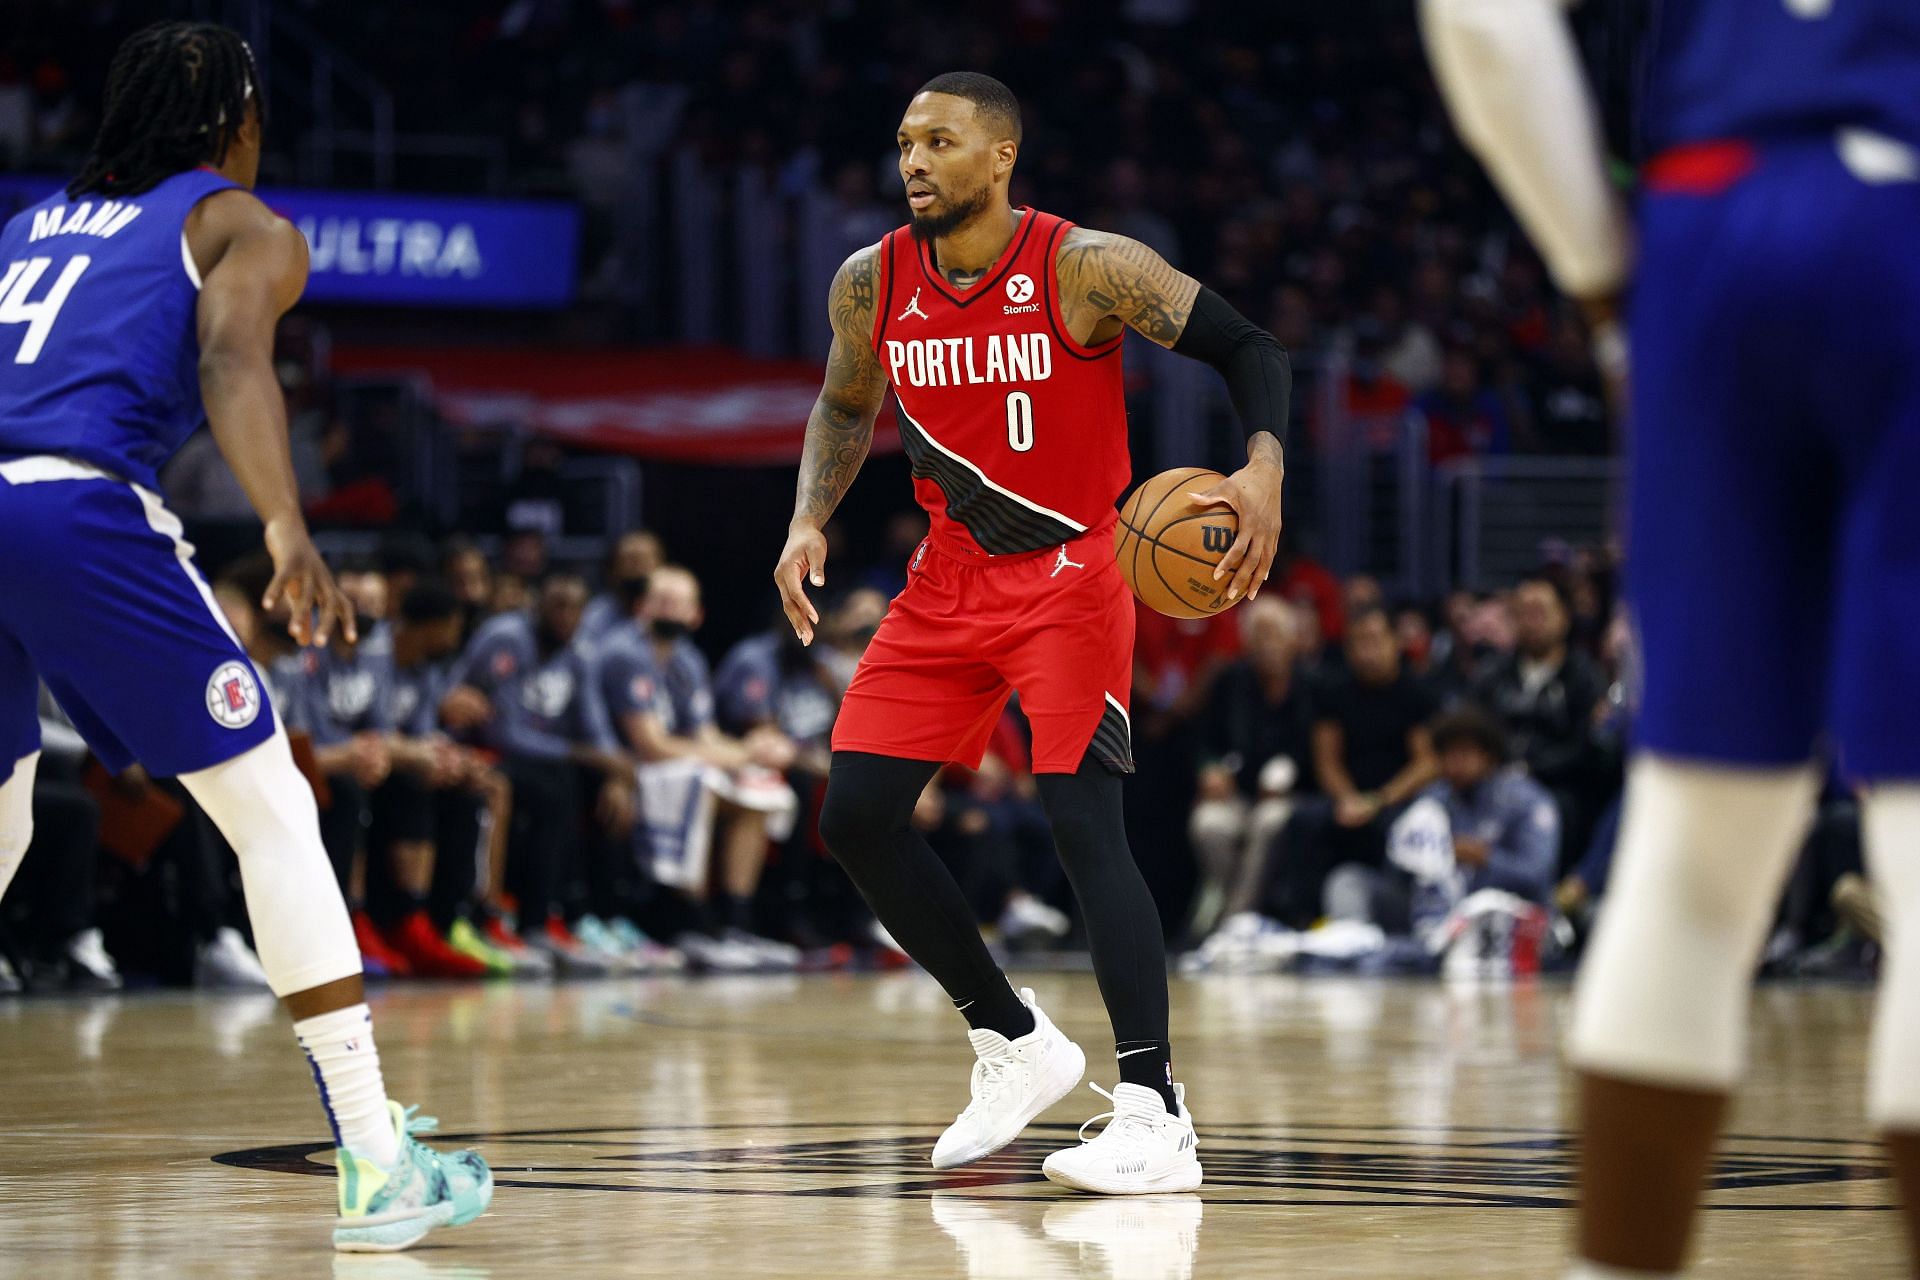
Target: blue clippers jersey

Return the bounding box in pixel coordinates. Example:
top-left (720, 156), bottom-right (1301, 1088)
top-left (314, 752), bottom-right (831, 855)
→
top-left (1641, 0), bottom-right (1920, 153)
top-left (0, 168), bottom-right (239, 491)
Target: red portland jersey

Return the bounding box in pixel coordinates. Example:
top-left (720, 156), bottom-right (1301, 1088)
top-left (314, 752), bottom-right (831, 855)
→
top-left (871, 207), bottom-right (1130, 558)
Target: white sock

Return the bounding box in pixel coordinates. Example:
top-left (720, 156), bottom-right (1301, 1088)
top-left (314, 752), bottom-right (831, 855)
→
top-left (1566, 1264), bottom-right (1679, 1280)
top-left (294, 1004), bottom-right (399, 1167)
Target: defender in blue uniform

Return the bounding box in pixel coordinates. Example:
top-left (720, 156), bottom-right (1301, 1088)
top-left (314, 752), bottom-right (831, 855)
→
top-left (1425, 0), bottom-right (1920, 1275)
top-left (0, 22), bottom-right (489, 1251)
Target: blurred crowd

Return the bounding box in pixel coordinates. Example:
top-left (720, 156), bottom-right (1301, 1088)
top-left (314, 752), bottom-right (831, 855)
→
top-left (1, 520), bottom-right (1881, 994)
top-left (2, 3), bottom-right (1867, 995)
top-left (10, 1), bottom-right (1615, 459)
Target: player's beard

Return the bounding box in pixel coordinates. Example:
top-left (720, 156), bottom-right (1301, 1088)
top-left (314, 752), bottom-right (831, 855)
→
top-left (909, 181), bottom-right (991, 242)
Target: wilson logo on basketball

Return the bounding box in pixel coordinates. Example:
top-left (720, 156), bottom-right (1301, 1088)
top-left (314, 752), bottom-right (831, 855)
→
top-left (1201, 525), bottom-right (1233, 554)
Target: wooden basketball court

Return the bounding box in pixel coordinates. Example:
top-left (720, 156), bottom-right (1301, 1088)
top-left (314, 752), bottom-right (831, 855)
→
top-left (1, 973), bottom-right (1904, 1278)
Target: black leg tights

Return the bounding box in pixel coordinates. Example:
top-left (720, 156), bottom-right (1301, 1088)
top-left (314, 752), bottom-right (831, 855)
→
top-left (821, 749), bottom-right (1176, 1108)
top-left (1034, 755), bottom-right (1170, 1054)
top-left (819, 753), bottom-right (1031, 1037)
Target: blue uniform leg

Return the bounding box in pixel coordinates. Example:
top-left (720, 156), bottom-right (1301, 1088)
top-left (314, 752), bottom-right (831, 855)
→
top-left (0, 474), bottom-right (274, 777)
top-left (1627, 168), bottom-right (1836, 767)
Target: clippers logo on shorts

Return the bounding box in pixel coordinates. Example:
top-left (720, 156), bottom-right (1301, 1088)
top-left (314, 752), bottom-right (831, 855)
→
top-left (206, 661), bottom-right (261, 730)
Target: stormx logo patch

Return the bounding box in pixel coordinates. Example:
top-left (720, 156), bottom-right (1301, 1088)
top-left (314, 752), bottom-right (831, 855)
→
top-left (1003, 272), bottom-right (1040, 315)
top-left (206, 661), bottom-right (261, 730)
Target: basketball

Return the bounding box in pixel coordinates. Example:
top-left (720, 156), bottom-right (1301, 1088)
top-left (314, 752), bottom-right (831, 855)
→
top-left (1114, 466), bottom-right (1242, 619)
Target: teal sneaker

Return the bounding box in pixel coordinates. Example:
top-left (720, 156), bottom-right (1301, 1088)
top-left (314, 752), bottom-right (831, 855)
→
top-left (332, 1101), bottom-right (493, 1252)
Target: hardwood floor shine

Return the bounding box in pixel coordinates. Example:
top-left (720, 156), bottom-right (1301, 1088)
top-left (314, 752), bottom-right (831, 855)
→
top-left (0, 974), bottom-right (1902, 1278)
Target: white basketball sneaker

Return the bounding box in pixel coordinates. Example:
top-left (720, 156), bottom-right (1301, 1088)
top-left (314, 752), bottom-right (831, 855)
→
top-left (1042, 1082), bottom-right (1203, 1194)
top-left (931, 988), bottom-right (1085, 1170)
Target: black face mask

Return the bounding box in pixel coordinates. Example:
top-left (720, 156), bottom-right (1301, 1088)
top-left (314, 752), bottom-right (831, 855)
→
top-left (355, 613), bottom-right (380, 641)
top-left (615, 574), bottom-right (649, 608)
top-left (650, 618), bottom-right (691, 643)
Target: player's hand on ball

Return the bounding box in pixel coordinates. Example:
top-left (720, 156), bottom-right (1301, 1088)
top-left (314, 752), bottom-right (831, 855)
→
top-left (1187, 460), bottom-right (1283, 603)
top-left (775, 521), bottom-right (827, 646)
top-left (263, 517), bottom-right (356, 647)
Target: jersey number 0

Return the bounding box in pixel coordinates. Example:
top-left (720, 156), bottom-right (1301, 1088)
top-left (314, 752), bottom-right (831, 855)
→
top-left (1006, 391), bottom-right (1034, 452)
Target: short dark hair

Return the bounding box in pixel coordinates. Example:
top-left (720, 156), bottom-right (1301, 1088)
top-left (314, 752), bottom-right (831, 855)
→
top-left (1430, 705), bottom-right (1511, 762)
top-left (399, 579), bottom-right (462, 625)
top-left (379, 532), bottom-right (437, 579)
top-left (70, 22), bottom-right (263, 198)
top-left (917, 71), bottom-right (1022, 143)
top-left (1516, 573), bottom-right (1573, 615)
top-left (1346, 604), bottom-right (1392, 635)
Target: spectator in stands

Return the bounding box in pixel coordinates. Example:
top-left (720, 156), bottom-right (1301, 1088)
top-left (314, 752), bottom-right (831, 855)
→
top-left (856, 513), bottom-right (929, 600)
top-left (1188, 600), bottom-right (1316, 939)
top-left (1263, 606), bottom-right (1439, 927)
top-left (441, 538), bottom-right (494, 638)
top-left (1133, 600), bottom-right (1242, 742)
top-left (1395, 602), bottom-right (1438, 684)
top-left (1471, 576), bottom-right (1606, 865)
top-left (822, 587), bottom-right (887, 689)
top-left (601, 566), bottom-right (800, 970)
top-left (272, 571), bottom-right (401, 973)
top-left (491, 571), bottom-right (533, 619)
top-left (501, 527), bottom-right (550, 582)
top-left (1340, 707), bottom-right (1558, 934)
top-left (580, 528), bottom-right (666, 644)
top-left (500, 438), bottom-right (569, 539)
top-left (1343, 575), bottom-right (1386, 624)
top-left (716, 605), bottom-right (847, 780)
top-left (1271, 531), bottom-right (1344, 645)
top-left (712, 597), bottom-right (873, 951)
top-left (1415, 347), bottom-right (1514, 465)
top-left (1527, 318), bottom-right (1611, 457)
top-left (377, 532), bottom-right (438, 612)
top-left (445, 571), bottom-right (635, 972)
top-left (368, 582), bottom-right (531, 978)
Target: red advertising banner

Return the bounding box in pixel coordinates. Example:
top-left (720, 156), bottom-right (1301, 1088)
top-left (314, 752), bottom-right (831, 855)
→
top-left (331, 345), bottom-right (902, 466)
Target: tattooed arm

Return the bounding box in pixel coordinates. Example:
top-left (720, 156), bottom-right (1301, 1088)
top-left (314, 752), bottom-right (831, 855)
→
top-left (775, 245), bottom-right (890, 646)
top-left (1054, 228), bottom-right (1202, 349)
top-left (1056, 228), bottom-right (1291, 602)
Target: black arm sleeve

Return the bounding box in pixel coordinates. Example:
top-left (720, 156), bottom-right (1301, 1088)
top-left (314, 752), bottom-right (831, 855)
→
top-left (1170, 286), bottom-right (1292, 448)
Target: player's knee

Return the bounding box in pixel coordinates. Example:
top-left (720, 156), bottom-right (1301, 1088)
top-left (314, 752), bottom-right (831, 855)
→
top-left (1045, 807), bottom-right (1107, 867)
top-left (818, 783), bottom-right (892, 861)
top-left (1614, 759), bottom-right (1810, 930)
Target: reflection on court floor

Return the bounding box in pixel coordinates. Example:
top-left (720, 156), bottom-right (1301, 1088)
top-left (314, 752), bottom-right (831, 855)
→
top-left (0, 974), bottom-right (1901, 1279)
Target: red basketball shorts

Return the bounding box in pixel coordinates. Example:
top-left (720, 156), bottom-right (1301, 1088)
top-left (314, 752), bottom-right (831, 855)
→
top-left (831, 523), bottom-right (1135, 775)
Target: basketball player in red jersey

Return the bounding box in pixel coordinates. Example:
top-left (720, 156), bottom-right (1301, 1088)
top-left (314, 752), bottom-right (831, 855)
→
top-left (774, 72), bottom-right (1290, 1194)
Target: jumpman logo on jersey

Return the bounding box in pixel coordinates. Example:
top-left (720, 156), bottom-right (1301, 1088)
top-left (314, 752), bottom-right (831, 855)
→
top-left (898, 287), bottom-right (929, 322)
top-left (1051, 545), bottom-right (1085, 578)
